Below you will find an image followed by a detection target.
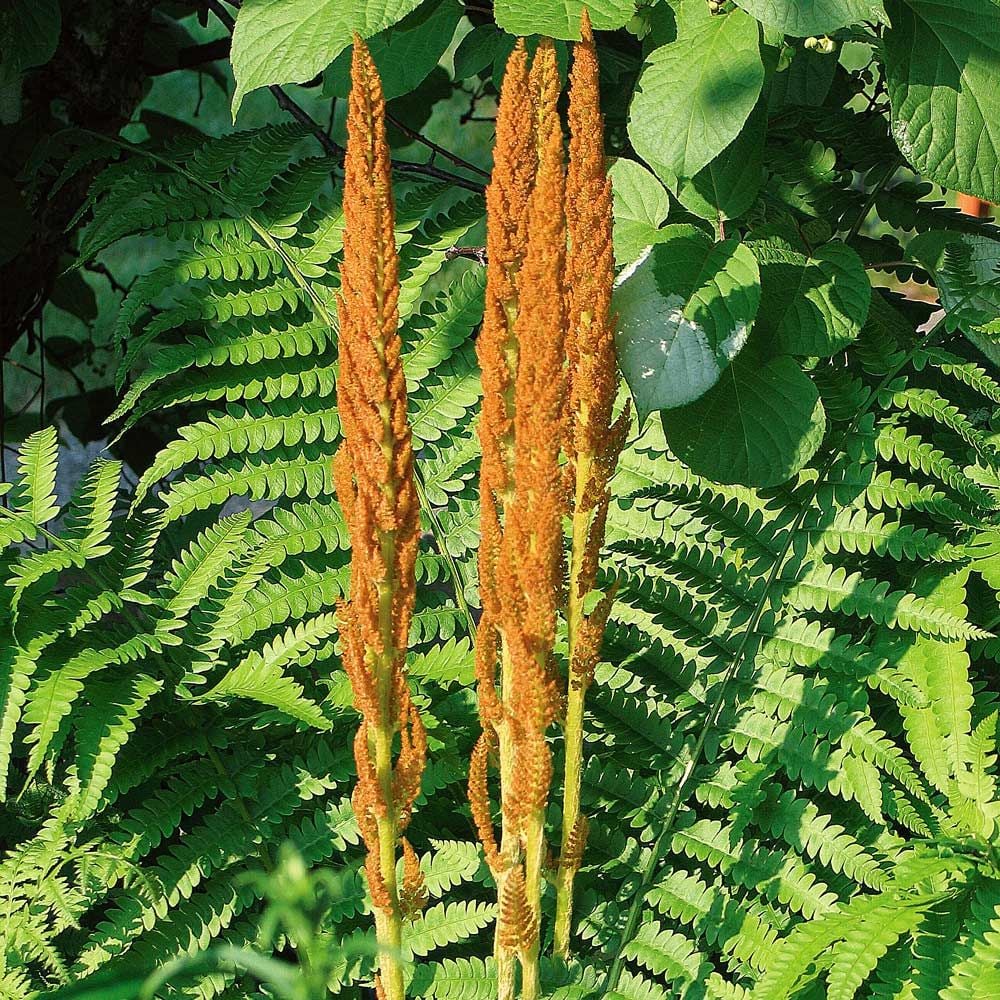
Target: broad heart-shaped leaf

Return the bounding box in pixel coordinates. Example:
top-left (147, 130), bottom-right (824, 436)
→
top-left (662, 350), bottom-right (826, 487)
top-left (494, 0), bottom-right (636, 37)
top-left (231, 0), bottom-right (425, 116)
top-left (677, 98), bottom-right (767, 227)
top-left (613, 226), bottom-right (761, 423)
top-left (883, 0), bottom-right (1000, 203)
top-left (734, 0), bottom-right (884, 36)
top-left (750, 239), bottom-right (871, 356)
top-left (609, 158), bottom-right (670, 267)
top-left (628, 1), bottom-right (765, 183)
top-left (908, 230), bottom-right (1000, 364)
top-left (324, 0), bottom-right (463, 100)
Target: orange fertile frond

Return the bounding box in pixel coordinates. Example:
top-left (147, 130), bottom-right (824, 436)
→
top-left (501, 93), bottom-right (568, 724)
top-left (508, 726), bottom-right (553, 826)
top-left (477, 40), bottom-right (536, 623)
top-left (392, 691), bottom-right (427, 828)
top-left (552, 20), bottom-right (627, 959)
top-left (566, 10), bottom-right (622, 472)
top-left (474, 612), bottom-right (502, 724)
top-left (560, 813), bottom-right (590, 872)
top-left (497, 863), bottom-right (538, 953)
top-left (334, 37), bottom-right (424, 938)
top-left (336, 36), bottom-right (419, 666)
top-left (565, 10), bottom-right (629, 610)
top-left (399, 838), bottom-right (428, 918)
top-left (468, 731), bottom-right (502, 871)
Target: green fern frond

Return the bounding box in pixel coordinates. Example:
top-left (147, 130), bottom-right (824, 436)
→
top-left (154, 450), bottom-right (332, 524)
top-left (410, 956), bottom-right (496, 999)
top-left (132, 400), bottom-right (339, 509)
top-left (621, 920), bottom-right (711, 992)
top-left (397, 198), bottom-right (485, 319)
top-left (402, 270), bottom-right (486, 388)
top-left (68, 674), bottom-right (163, 820)
top-left (6, 427), bottom-right (60, 532)
top-left (401, 901), bottom-right (496, 960)
top-left (418, 840), bottom-right (484, 898)
top-left (645, 868), bottom-right (781, 974)
top-left (20, 647), bottom-right (118, 788)
top-left (0, 631), bottom-right (57, 801)
top-left (197, 614), bottom-right (336, 730)
top-left (828, 895), bottom-right (931, 1000)
top-left (940, 882), bottom-right (1000, 1000)
top-left (785, 561), bottom-right (991, 640)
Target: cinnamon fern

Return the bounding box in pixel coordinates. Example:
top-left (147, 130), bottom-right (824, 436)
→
top-left (3, 4), bottom-right (1000, 1000)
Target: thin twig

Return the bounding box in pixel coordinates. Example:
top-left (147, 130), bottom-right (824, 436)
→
top-left (84, 261), bottom-right (130, 296)
top-left (385, 112), bottom-right (490, 179)
top-left (390, 158), bottom-right (484, 191)
top-left (38, 315), bottom-right (45, 431)
top-left (864, 260), bottom-right (915, 271)
top-left (3, 358), bottom-right (42, 380)
top-left (847, 156), bottom-right (901, 240)
top-left (445, 246), bottom-right (487, 266)
top-left (268, 85), bottom-right (345, 159)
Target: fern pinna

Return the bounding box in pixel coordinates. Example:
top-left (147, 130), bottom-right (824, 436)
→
top-left (3, 12), bottom-right (1000, 1000)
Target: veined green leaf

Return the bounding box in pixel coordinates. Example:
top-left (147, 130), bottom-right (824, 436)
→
top-left (628, 1), bottom-right (764, 182)
top-left (750, 238), bottom-right (871, 357)
top-left (610, 158), bottom-right (671, 267)
top-left (493, 0), bottom-right (637, 38)
top-left (735, 0), bottom-right (884, 36)
top-left (884, 0), bottom-right (1000, 202)
top-left (231, 0), bottom-right (425, 116)
top-left (614, 226), bottom-right (760, 421)
top-left (662, 349), bottom-right (826, 487)
top-left (322, 0), bottom-right (463, 100)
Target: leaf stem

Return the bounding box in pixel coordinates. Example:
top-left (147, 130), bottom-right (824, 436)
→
top-left (493, 638), bottom-right (518, 1000)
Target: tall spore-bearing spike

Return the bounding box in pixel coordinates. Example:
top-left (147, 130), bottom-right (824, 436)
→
top-left (470, 36), bottom-right (538, 1000)
top-left (499, 37), bottom-right (568, 998)
top-left (503, 38), bottom-right (567, 742)
top-left (564, 10), bottom-right (624, 474)
top-left (553, 10), bottom-right (630, 960)
top-left (477, 38), bottom-right (536, 627)
top-left (334, 35), bottom-right (424, 1000)
top-left (529, 37), bottom-right (563, 158)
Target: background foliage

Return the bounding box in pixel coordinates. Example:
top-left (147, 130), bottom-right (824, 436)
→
top-left (3, 0), bottom-right (1000, 998)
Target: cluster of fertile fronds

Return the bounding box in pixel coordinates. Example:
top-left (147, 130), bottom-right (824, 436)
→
top-left (12, 8), bottom-right (1000, 999)
top-left (470, 19), bottom-right (625, 995)
top-left (469, 37), bottom-right (564, 999)
top-left (332, 36), bottom-right (426, 1000)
